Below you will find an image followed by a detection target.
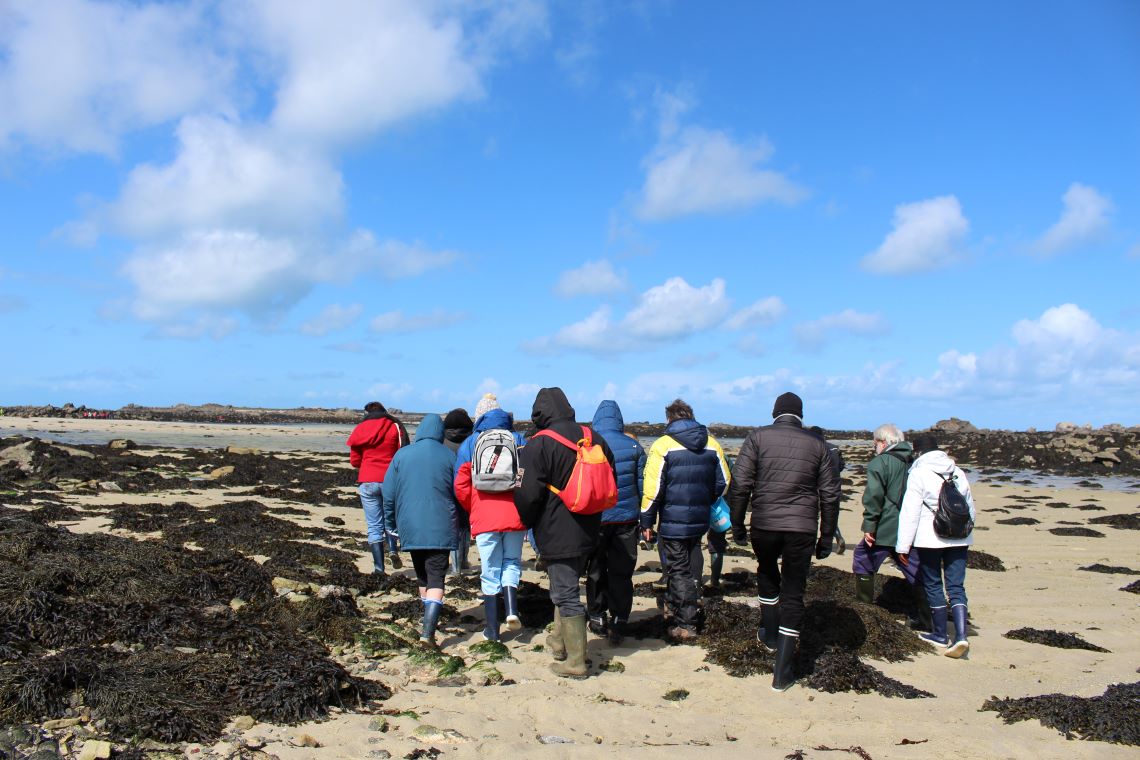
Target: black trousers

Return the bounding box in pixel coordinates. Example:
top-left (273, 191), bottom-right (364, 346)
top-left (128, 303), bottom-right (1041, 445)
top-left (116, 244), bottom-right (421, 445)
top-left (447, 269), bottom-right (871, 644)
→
top-left (751, 529), bottom-right (815, 634)
top-left (585, 522), bottom-right (638, 623)
top-left (661, 536), bottom-right (703, 631)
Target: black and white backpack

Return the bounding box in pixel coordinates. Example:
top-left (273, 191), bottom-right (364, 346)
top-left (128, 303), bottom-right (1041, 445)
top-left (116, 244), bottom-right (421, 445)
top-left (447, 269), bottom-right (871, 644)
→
top-left (926, 471), bottom-right (974, 539)
top-left (471, 429), bottom-right (519, 492)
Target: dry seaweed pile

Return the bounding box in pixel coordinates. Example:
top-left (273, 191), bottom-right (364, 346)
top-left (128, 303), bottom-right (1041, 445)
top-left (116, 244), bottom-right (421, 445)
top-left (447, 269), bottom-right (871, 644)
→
top-left (699, 567), bottom-right (931, 697)
top-left (967, 550), bottom-right (1006, 571)
top-left (1003, 628), bottom-right (1109, 652)
top-left (1122, 580), bottom-right (1140, 595)
top-left (1088, 513), bottom-right (1140, 530)
top-left (981, 681), bottom-right (1140, 745)
top-left (996, 517), bottom-right (1040, 526)
top-left (806, 651), bottom-right (933, 699)
top-left (1079, 564), bottom-right (1139, 575)
top-left (0, 512), bottom-right (388, 744)
top-left (1049, 527), bottom-right (1104, 537)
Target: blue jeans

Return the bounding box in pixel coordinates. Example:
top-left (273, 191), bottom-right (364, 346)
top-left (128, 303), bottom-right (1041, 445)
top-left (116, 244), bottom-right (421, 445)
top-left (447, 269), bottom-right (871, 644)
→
top-left (475, 531), bottom-right (525, 595)
top-left (359, 482), bottom-right (385, 545)
top-left (918, 545), bottom-right (968, 609)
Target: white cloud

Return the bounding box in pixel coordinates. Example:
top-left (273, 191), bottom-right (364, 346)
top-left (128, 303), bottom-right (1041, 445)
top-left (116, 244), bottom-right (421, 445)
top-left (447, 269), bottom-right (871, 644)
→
top-left (637, 127), bottom-right (807, 220)
top-left (860, 195), bottom-right (969, 275)
top-left (369, 309), bottom-right (467, 334)
top-left (240, 0), bottom-right (482, 146)
top-left (0, 0), bottom-right (231, 154)
top-left (300, 303), bottom-right (362, 336)
top-left (527, 277), bottom-right (731, 354)
top-left (904, 304), bottom-right (1140, 401)
top-left (108, 116), bottom-right (345, 237)
top-left (121, 229), bottom-right (459, 322)
top-left (1034, 182), bottom-right (1113, 255)
top-left (724, 296), bottom-right (786, 330)
top-left (151, 314), bottom-right (240, 341)
top-left (553, 260), bottom-right (626, 297)
top-left (794, 308), bottom-right (889, 350)
top-left (123, 230), bottom-right (307, 320)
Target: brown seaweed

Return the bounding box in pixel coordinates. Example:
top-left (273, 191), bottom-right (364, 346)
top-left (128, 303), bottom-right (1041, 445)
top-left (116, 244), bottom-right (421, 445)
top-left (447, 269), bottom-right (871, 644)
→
top-left (981, 681), bottom-right (1140, 745)
top-left (1003, 628), bottom-right (1109, 652)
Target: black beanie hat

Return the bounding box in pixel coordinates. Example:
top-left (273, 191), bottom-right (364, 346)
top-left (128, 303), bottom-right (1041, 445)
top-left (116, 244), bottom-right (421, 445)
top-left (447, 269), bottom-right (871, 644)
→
top-left (443, 407), bottom-right (473, 431)
top-left (772, 391), bottom-right (804, 418)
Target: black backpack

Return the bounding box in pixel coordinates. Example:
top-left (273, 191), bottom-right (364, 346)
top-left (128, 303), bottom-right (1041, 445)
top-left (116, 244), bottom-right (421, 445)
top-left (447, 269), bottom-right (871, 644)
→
top-left (926, 472), bottom-right (974, 539)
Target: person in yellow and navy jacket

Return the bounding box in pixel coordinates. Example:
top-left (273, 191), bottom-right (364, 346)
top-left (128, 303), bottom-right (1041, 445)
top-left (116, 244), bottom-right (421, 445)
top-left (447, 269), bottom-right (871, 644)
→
top-left (640, 399), bottom-right (731, 641)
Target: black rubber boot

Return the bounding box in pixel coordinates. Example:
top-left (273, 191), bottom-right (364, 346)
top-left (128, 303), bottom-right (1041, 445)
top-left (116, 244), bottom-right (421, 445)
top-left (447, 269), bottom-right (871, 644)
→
top-left (482, 594), bottom-right (501, 641)
top-left (855, 574), bottom-right (875, 604)
top-left (771, 630), bottom-right (798, 692)
top-left (757, 601), bottom-right (779, 653)
top-left (503, 585), bottom-right (522, 631)
top-left (420, 599), bottom-right (443, 645)
top-left (369, 542), bottom-right (386, 576)
top-left (911, 583), bottom-right (933, 632)
top-left (708, 552), bottom-right (723, 589)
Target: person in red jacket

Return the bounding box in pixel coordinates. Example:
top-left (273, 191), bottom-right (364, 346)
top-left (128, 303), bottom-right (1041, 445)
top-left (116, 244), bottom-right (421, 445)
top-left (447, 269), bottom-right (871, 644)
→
top-left (347, 401), bottom-right (408, 573)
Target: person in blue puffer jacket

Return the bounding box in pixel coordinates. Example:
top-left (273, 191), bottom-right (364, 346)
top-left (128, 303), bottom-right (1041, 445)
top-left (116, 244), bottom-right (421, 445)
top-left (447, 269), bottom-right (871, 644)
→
top-left (641, 399), bottom-right (731, 641)
top-left (383, 414), bottom-right (460, 646)
top-left (585, 400), bottom-right (646, 645)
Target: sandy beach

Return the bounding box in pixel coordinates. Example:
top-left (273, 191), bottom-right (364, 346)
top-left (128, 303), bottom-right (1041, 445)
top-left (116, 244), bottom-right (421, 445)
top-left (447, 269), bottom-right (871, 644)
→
top-left (1, 418), bottom-right (1137, 760)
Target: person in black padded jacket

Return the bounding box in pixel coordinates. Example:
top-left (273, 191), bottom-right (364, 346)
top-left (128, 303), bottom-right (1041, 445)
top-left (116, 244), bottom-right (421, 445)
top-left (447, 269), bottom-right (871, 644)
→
top-left (514, 387), bottom-right (615, 679)
top-left (726, 392), bottom-right (841, 692)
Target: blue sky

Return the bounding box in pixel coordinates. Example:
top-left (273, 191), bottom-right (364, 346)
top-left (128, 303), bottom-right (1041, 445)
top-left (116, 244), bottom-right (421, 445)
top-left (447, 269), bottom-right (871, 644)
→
top-left (1, 1), bottom-right (1138, 430)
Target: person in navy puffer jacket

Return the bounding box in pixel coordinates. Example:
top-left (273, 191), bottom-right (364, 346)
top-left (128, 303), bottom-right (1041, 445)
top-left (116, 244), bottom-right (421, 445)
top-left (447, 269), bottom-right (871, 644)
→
top-left (641, 399), bottom-right (730, 641)
top-left (585, 400), bottom-right (646, 645)
top-left (383, 414), bottom-right (460, 646)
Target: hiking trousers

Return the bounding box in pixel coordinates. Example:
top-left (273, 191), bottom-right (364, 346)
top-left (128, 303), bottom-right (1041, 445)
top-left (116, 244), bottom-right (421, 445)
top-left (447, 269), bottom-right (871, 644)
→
top-left (751, 528), bottom-right (815, 633)
top-left (586, 522), bottom-right (638, 623)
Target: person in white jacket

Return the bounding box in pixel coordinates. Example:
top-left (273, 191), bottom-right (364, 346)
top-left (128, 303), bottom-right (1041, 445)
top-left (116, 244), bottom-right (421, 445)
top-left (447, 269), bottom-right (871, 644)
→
top-left (895, 433), bottom-right (975, 658)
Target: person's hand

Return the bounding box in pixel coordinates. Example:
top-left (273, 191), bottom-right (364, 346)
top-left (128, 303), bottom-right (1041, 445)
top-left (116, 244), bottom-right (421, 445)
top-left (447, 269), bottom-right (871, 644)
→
top-left (863, 532), bottom-right (876, 546)
top-left (897, 552), bottom-right (909, 566)
top-left (642, 528), bottom-right (654, 543)
top-left (815, 537), bottom-right (832, 560)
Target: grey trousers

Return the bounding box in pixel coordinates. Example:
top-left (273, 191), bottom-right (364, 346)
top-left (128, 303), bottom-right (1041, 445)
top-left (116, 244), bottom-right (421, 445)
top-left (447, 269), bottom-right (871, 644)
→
top-left (546, 556), bottom-right (587, 618)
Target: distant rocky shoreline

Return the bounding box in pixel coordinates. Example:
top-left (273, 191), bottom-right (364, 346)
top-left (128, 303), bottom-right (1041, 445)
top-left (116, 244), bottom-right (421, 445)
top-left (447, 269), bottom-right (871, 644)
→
top-left (2, 405), bottom-right (1137, 476)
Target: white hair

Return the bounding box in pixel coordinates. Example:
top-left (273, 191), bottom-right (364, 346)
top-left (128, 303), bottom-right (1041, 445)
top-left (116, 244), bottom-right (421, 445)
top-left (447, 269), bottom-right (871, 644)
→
top-left (873, 423), bottom-right (904, 446)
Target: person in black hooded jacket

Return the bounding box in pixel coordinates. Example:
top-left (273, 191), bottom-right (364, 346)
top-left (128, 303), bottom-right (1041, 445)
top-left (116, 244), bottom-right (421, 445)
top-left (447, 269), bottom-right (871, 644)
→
top-left (514, 387), bottom-right (615, 679)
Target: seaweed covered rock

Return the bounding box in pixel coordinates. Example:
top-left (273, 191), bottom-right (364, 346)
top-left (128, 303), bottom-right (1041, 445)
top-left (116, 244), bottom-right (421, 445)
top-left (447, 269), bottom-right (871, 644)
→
top-left (1049, 527), bottom-right (1105, 538)
top-left (982, 681), bottom-right (1140, 745)
top-left (1088, 513), bottom-right (1140, 531)
top-left (1003, 628), bottom-right (1109, 652)
top-left (1079, 564), bottom-right (1139, 575)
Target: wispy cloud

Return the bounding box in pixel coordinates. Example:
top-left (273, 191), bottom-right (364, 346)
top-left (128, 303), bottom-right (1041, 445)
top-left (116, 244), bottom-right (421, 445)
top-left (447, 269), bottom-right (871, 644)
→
top-left (553, 259), bottom-right (627, 297)
top-left (1034, 182), bottom-right (1113, 255)
top-left (369, 309), bottom-right (467, 334)
top-left (861, 195), bottom-right (969, 275)
top-left (794, 308), bottom-right (889, 350)
top-left (300, 303), bottom-right (362, 336)
top-left (724, 296), bottom-right (786, 330)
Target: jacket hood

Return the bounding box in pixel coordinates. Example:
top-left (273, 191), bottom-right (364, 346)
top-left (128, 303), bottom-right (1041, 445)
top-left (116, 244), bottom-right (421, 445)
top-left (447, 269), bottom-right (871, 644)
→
top-left (666, 418), bottom-right (708, 452)
top-left (531, 387), bottom-right (575, 430)
top-left (884, 441), bottom-right (914, 456)
top-left (415, 413), bottom-right (445, 443)
top-left (474, 408), bottom-right (514, 433)
top-left (914, 449), bottom-right (955, 475)
top-left (592, 400), bottom-right (625, 433)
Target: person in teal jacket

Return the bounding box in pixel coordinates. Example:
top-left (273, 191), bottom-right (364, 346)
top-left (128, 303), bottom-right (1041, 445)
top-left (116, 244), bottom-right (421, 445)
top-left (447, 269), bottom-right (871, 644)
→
top-left (383, 414), bottom-right (460, 645)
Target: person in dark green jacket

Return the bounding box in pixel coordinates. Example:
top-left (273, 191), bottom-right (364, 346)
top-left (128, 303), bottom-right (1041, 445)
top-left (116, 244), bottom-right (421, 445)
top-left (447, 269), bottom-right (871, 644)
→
top-left (851, 423), bottom-right (930, 632)
top-left (383, 414), bottom-right (460, 645)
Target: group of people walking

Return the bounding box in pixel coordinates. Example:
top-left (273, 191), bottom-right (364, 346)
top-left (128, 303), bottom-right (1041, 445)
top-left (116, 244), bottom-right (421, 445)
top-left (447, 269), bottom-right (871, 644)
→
top-left (346, 387), bottom-right (976, 691)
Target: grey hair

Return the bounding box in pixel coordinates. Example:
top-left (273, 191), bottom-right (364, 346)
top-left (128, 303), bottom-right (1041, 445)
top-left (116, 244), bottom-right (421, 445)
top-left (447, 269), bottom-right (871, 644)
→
top-left (873, 423), bottom-right (904, 446)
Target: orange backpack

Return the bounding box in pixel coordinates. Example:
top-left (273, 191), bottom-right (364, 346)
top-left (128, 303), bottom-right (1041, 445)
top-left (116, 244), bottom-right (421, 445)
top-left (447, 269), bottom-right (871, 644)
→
top-left (534, 426), bottom-right (618, 515)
